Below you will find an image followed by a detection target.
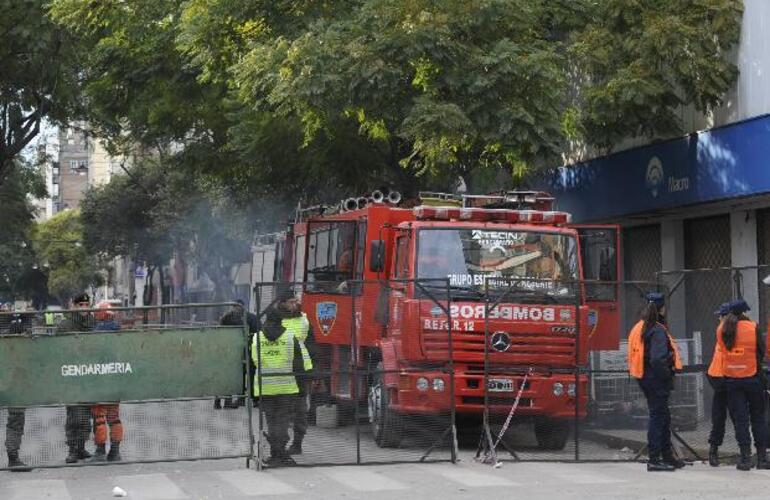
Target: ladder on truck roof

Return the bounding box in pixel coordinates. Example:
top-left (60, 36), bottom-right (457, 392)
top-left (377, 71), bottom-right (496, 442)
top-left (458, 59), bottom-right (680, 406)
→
top-left (418, 191), bottom-right (555, 210)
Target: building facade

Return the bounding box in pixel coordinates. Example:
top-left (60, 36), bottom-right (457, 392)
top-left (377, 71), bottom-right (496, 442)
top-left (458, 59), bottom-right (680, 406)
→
top-left (546, 0), bottom-right (770, 358)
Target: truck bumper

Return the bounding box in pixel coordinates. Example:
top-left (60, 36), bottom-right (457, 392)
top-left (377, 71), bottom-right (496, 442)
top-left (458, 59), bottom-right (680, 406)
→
top-left (391, 370), bottom-right (587, 418)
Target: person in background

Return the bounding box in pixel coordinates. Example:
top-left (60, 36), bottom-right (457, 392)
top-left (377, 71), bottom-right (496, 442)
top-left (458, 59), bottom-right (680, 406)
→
top-left (627, 292), bottom-right (684, 472)
top-left (5, 311), bottom-right (31, 471)
top-left (90, 303), bottom-right (123, 462)
top-left (706, 302), bottom-right (731, 466)
top-left (58, 293), bottom-right (95, 464)
top-left (218, 299), bottom-right (259, 409)
top-left (714, 299), bottom-right (770, 470)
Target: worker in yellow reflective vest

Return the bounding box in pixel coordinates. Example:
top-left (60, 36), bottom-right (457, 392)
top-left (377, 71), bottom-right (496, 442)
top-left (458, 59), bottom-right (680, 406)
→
top-left (252, 307), bottom-right (300, 467)
top-left (273, 289), bottom-right (315, 456)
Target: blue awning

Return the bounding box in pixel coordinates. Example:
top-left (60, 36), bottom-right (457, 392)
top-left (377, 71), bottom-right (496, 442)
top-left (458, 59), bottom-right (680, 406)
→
top-left (546, 114), bottom-right (770, 222)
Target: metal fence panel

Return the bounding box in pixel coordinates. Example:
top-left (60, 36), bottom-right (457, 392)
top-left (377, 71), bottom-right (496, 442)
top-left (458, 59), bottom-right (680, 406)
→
top-left (253, 279), bottom-right (456, 467)
top-left (0, 304), bottom-right (255, 471)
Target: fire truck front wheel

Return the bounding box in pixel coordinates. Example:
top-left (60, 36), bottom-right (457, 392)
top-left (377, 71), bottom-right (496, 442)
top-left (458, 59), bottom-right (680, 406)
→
top-left (368, 362), bottom-right (402, 448)
top-left (533, 417), bottom-right (570, 450)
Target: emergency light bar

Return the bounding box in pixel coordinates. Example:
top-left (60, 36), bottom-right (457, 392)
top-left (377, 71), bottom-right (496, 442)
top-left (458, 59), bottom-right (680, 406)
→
top-left (413, 205), bottom-right (572, 224)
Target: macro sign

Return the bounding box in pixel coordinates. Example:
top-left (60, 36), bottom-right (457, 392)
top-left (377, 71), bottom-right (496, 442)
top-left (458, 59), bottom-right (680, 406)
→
top-left (0, 327), bottom-right (246, 406)
top-left (546, 115), bottom-right (770, 222)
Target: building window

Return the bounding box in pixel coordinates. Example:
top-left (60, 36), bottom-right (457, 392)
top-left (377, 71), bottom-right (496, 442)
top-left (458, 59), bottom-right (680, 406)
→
top-left (52, 184), bottom-right (59, 198)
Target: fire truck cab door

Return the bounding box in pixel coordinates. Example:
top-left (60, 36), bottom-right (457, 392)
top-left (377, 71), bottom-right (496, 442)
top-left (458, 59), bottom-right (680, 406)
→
top-left (574, 225), bottom-right (621, 350)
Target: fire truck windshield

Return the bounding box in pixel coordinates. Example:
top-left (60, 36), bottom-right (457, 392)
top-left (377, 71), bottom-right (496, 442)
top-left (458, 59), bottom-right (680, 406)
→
top-left (416, 228), bottom-right (578, 302)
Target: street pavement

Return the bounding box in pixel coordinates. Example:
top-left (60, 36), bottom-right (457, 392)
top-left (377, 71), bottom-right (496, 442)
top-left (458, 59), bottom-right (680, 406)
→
top-left (0, 457), bottom-right (767, 500)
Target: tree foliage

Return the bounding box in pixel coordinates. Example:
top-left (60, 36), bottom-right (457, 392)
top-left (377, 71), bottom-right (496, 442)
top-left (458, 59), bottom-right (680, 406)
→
top-left (50, 0), bottom-right (743, 196)
top-left (32, 210), bottom-right (102, 304)
top-left (0, 0), bottom-right (81, 186)
top-left (0, 161), bottom-right (47, 303)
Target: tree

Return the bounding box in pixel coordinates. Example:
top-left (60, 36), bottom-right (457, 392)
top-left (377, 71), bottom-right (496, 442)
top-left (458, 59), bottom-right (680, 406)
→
top-left (230, 0), bottom-right (741, 186)
top-left (51, 0), bottom-right (742, 196)
top-left (32, 210), bottom-right (102, 305)
top-left (0, 161), bottom-right (47, 304)
top-left (0, 0), bottom-right (81, 186)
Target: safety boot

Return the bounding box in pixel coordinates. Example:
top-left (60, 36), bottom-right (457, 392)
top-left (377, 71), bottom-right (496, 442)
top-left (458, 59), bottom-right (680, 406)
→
top-left (88, 444), bottom-right (107, 463)
top-left (737, 446), bottom-right (753, 471)
top-left (647, 456), bottom-right (676, 472)
top-left (7, 451), bottom-right (31, 472)
top-left (65, 447), bottom-right (79, 464)
top-left (288, 436), bottom-right (303, 455)
top-left (107, 443), bottom-right (122, 462)
top-left (708, 444), bottom-right (720, 467)
top-left (756, 448), bottom-right (770, 470)
top-left (662, 450), bottom-right (686, 469)
top-left (76, 447), bottom-right (92, 460)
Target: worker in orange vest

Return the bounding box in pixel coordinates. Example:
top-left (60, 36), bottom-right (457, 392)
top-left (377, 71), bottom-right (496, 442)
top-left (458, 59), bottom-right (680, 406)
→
top-left (714, 299), bottom-right (769, 470)
top-left (627, 292), bottom-right (683, 471)
top-left (706, 302), bottom-right (731, 466)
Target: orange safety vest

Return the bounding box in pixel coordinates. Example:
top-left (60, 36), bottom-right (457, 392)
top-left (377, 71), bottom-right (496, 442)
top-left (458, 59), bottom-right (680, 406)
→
top-left (627, 320), bottom-right (683, 379)
top-left (717, 320), bottom-right (758, 378)
top-left (707, 342), bottom-right (724, 377)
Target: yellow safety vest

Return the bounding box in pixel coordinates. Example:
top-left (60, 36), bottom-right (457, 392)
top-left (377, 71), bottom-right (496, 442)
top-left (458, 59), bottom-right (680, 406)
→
top-left (44, 312), bottom-right (55, 326)
top-left (283, 314), bottom-right (312, 372)
top-left (251, 330), bottom-right (299, 397)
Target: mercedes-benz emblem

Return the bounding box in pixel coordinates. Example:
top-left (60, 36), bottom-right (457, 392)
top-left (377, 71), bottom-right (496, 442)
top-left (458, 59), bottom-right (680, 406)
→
top-left (490, 332), bottom-right (511, 352)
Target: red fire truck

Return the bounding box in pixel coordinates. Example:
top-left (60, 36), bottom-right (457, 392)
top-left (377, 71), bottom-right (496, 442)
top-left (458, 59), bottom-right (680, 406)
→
top-left (263, 191), bottom-right (620, 449)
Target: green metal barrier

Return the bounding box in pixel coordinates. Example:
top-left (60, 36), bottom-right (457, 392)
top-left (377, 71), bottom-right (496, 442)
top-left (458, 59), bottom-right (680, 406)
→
top-left (0, 327), bottom-right (246, 406)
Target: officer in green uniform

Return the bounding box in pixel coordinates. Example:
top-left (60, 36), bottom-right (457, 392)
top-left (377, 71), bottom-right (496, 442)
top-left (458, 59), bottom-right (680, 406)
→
top-left (58, 293), bottom-right (95, 464)
top-left (5, 314), bottom-right (31, 471)
top-left (252, 307), bottom-right (300, 466)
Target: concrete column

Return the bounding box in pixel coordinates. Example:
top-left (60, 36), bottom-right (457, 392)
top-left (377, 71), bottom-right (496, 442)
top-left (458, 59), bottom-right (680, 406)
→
top-left (661, 220), bottom-right (687, 338)
top-left (731, 210), bottom-right (759, 312)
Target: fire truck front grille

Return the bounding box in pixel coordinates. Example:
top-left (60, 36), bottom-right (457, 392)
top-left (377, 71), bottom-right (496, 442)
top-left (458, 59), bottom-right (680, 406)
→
top-left (423, 331), bottom-right (575, 364)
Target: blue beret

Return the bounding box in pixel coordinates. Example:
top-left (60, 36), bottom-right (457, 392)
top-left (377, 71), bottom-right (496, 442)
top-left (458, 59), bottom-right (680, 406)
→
top-left (714, 302), bottom-right (731, 316)
top-left (645, 292), bottom-right (665, 309)
top-left (727, 299), bottom-right (750, 315)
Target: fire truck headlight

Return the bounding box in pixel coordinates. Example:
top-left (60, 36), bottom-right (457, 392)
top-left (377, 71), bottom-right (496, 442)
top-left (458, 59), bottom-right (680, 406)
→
top-left (432, 378), bottom-right (445, 392)
top-left (567, 383), bottom-right (576, 397)
top-left (552, 382), bottom-right (564, 396)
top-left (416, 377), bottom-right (430, 392)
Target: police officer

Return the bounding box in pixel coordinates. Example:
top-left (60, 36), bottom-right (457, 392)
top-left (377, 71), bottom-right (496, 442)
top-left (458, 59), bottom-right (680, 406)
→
top-left (627, 292), bottom-right (684, 471)
top-left (273, 290), bottom-right (314, 456)
top-left (706, 302), bottom-right (731, 466)
top-left (714, 299), bottom-right (770, 470)
top-left (58, 293), bottom-right (95, 464)
top-left (251, 306), bottom-right (300, 466)
top-left (5, 311), bottom-right (31, 471)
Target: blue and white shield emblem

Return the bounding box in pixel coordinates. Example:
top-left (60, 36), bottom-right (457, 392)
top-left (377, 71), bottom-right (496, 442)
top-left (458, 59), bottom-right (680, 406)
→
top-left (316, 302), bottom-right (338, 335)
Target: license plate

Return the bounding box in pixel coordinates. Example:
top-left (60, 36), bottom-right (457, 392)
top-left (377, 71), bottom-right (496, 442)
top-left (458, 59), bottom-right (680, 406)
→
top-left (487, 378), bottom-right (514, 392)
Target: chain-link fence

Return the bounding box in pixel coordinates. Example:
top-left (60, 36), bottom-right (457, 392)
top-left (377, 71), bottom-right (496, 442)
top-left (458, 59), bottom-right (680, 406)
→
top-left (0, 303), bottom-right (254, 471)
top-left (4, 269), bottom-right (770, 470)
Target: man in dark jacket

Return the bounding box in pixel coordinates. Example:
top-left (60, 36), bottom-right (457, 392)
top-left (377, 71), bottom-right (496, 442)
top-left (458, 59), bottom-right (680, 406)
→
top-left (58, 293), bottom-right (95, 463)
top-left (217, 300), bottom-right (259, 409)
top-left (5, 312), bottom-right (31, 471)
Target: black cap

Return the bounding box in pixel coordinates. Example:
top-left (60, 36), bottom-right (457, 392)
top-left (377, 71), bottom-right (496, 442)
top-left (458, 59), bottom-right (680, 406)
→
top-left (73, 293), bottom-right (90, 304)
top-left (276, 285), bottom-right (296, 303)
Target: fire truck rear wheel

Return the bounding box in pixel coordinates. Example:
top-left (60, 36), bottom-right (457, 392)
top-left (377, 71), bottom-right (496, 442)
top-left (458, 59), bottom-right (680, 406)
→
top-left (533, 417), bottom-right (570, 450)
top-left (368, 362), bottom-right (402, 448)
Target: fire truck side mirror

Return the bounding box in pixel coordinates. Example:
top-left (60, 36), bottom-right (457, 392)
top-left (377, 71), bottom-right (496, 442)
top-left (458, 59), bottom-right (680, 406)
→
top-left (369, 240), bottom-right (385, 273)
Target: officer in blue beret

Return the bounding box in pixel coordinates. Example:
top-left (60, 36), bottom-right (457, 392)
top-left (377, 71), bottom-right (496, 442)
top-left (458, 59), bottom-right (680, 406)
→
top-left (706, 302), bottom-right (731, 466)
